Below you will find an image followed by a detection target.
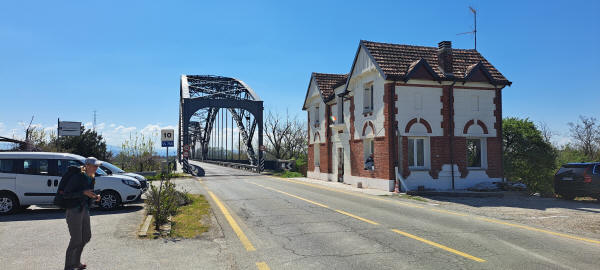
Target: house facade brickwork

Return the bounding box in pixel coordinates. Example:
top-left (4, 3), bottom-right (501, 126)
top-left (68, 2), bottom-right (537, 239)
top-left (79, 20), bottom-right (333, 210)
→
top-left (302, 40), bottom-right (511, 191)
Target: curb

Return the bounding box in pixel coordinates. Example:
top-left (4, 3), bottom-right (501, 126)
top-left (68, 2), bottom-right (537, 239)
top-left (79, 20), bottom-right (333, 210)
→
top-left (138, 215), bottom-right (153, 237)
top-left (407, 191), bottom-right (504, 198)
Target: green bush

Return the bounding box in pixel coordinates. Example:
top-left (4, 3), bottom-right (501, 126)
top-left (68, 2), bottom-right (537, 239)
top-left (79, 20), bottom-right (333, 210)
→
top-left (145, 181), bottom-right (191, 226)
top-left (503, 118), bottom-right (557, 194)
top-left (146, 173), bottom-right (186, 181)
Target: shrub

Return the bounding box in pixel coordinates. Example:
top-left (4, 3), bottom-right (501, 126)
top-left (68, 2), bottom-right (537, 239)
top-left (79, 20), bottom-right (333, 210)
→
top-left (145, 180), bottom-right (190, 226)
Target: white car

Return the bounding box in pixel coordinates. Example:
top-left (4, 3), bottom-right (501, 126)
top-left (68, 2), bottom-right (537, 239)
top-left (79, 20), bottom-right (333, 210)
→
top-left (100, 161), bottom-right (148, 192)
top-left (0, 152), bottom-right (143, 214)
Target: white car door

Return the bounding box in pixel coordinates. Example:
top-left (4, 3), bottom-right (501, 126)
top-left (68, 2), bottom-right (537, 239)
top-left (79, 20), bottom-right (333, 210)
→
top-left (16, 159), bottom-right (56, 205)
top-left (0, 159), bottom-right (17, 195)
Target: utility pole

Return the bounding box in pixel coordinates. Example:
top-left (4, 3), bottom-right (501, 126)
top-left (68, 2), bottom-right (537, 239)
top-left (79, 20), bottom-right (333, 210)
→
top-left (93, 110), bottom-right (97, 131)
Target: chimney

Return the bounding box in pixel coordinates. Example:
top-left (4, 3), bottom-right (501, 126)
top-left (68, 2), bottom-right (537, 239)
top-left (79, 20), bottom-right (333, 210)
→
top-left (437, 41), bottom-right (453, 77)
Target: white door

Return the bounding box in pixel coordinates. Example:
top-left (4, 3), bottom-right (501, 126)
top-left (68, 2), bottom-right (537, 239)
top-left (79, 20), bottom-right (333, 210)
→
top-left (16, 159), bottom-right (56, 205)
top-left (0, 159), bottom-right (17, 195)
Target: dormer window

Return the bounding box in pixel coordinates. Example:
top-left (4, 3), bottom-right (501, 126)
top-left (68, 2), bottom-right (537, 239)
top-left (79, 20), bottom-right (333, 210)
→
top-left (363, 83), bottom-right (373, 113)
top-left (314, 105), bottom-right (320, 126)
top-left (338, 97), bottom-right (344, 124)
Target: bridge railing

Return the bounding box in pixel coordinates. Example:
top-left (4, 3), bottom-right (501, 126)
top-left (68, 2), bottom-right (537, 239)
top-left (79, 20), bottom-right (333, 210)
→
top-left (193, 159), bottom-right (259, 172)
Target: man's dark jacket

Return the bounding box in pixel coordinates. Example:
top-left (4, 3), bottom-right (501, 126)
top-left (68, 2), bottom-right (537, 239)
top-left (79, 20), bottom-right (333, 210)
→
top-left (61, 166), bottom-right (95, 209)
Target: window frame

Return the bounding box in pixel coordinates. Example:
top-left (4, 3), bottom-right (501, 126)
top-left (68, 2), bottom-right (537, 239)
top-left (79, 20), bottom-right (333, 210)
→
top-left (314, 105), bottom-right (320, 126)
top-left (407, 136), bottom-right (429, 169)
top-left (363, 138), bottom-right (375, 170)
top-left (314, 144), bottom-right (320, 167)
top-left (0, 159), bottom-right (16, 174)
top-left (466, 137), bottom-right (487, 169)
top-left (338, 97), bottom-right (344, 124)
top-left (363, 83), bottom-right (374, 113)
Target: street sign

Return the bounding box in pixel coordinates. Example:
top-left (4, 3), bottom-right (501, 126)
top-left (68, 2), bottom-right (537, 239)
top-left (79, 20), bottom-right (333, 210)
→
top-left (183, 151), bottom-right (189, 158)
top-left (161, 141), bottom-right (174, 147)
top-left (259, 145), bottom-right (266, 151)
top-left (58, 121), bottom-right (81, 137)
top-left (183, 144), bottom-right (190, 151)
top-left (161, 129), bottom-right (174, 147)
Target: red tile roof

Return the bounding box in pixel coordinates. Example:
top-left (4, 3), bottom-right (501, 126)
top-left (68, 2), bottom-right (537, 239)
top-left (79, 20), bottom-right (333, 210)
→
top-left (312, 73), bottom-right (348, 100)
top-left (361, 40), bottom-right (510, 84)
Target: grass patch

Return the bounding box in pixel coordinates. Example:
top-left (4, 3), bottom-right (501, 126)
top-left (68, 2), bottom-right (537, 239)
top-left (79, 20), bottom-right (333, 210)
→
top-left (170, 194), bottom-right (211, 238)
top-left (273, 171), bottom-right (304, 178)
top-left (395, 194), bottom-right (427, 202)
top-left (146, 172), bottom-right (189, 181)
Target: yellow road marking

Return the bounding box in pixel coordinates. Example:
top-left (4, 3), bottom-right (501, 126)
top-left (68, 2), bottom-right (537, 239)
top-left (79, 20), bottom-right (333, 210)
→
top-left (266, 176), bottom-right (600, 245)
top-left (266, 176), bottom-right (424, 208)
top-left (255, 262), bottom-right (270, 270)
top-left (391, 229), bottom-right (486, 262)
top-left (334, 209), bottom-right (379, 225)
top-left (251, 180), bottom-right (484, 261)
top-left (207, 191), bottom-right (256, 251)
top-left (476, 217), bottom-right (600, 245)
top-left (252, 182), bottom-right (330, 208)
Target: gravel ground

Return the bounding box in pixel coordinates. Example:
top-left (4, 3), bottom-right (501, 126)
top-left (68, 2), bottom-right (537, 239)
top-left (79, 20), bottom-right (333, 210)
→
top-left (406, 192), bottom-right (600, 239)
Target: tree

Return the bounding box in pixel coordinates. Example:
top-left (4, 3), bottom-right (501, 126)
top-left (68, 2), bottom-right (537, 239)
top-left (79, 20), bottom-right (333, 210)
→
top-left (118, 132), bottom-right (159, 172)
top-left (54, 127), bottom-right (111, 160)
top-left (264, 111), bottom-right (308, 160)
top-left (568, 116), bottom-right (600, 160)
top-left (503, 118), bottom-right (557, 194)
top-left (264, 111), bottom-right (292, 160)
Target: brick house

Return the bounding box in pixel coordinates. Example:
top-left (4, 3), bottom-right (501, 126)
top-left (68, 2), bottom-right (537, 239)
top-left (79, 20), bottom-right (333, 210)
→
top-left (302, 40), bottom-right (511, 191)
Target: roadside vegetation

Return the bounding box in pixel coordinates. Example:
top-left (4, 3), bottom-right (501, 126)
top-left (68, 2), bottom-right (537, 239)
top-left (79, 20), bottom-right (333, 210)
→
top-left (504, 116), bottom-right (600, 196)
top-left (146, 172), bottom-right (188, 181)
top-left (171, 194), bottom-right (211, 238)
top-left (272, 170), bottom-right (304, 178)
top-left (263, 111), bottom-right (308, 176)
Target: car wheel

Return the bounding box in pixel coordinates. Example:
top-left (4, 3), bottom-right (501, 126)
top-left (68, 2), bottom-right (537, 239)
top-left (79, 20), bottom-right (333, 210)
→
top-left (0, 192), bottom-right (20, 215)
top-left (100, 190), bottom-right (121, 211)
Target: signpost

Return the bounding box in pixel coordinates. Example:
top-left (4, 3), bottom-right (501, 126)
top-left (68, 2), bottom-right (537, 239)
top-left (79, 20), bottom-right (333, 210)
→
top-left (57, 119), bottom-right (82, 137)
top-left (161, 129), bottom-right (175, 175)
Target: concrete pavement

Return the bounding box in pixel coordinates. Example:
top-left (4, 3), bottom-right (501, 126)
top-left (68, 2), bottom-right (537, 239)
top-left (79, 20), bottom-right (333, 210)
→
top-left (1, 161), bottom-right (599, 269)
top-left (193, 161), bottom-right (600, 269)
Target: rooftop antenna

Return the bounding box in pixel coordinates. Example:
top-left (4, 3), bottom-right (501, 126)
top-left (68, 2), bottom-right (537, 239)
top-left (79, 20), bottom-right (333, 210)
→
top-left (457, 6), bottom-right (477, 50)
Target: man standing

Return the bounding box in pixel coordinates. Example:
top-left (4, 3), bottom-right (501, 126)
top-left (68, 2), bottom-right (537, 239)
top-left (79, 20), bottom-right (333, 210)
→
top-left (62, 157), bottom-right (102, 270)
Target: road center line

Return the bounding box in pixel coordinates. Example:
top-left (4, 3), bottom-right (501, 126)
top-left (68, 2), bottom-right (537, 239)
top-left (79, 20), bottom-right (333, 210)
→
top-left (265, 176), bottom-right (600, 245)
top-left (255, 262), bottom-right (270, 270)
top-left (334, 209), bottom-right (379, 225)
top-left (207, 190), bottom-right (256, 251)
top-left (249, 180), bottom-right (486, 262)
top-left (390, 229), bottom-right (486, 262)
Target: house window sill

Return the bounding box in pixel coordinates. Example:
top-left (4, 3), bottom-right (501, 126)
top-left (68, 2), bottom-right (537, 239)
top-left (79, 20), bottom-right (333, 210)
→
top-left (468, 167), bottom-right (486, 170)
top-left (409, 168), bottom-right (430, 171)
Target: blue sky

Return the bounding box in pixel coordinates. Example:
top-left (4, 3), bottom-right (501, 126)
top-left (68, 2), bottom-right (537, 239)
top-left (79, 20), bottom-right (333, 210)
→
top-left (1, 0), bottom-right (599, 147)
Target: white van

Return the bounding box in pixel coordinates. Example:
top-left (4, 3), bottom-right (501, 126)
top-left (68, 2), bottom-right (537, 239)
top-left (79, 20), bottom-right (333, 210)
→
top-left (0, 152), bottom-right (143, 214)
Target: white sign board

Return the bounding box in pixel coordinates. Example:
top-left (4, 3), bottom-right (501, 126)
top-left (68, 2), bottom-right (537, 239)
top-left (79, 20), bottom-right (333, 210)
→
top-left (161, 129), bottom-right (175, 147)
top-left (58, 121), bottom-right (81, 136)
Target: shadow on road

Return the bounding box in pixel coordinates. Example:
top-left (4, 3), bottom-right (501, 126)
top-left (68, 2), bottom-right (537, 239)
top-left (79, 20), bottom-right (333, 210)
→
top-left (420, 192), bottom-right (600, 214)
top-left (0, 205), bottom-right (144, 222)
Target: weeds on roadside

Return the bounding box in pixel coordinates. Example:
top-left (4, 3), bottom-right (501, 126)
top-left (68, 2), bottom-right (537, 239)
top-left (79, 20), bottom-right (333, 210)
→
top-left (145, 180), bottom-right (191, 227)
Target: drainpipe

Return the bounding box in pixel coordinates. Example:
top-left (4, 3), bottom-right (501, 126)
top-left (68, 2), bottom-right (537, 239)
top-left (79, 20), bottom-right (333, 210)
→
top-left (449, 81), bottom-right (456, 190)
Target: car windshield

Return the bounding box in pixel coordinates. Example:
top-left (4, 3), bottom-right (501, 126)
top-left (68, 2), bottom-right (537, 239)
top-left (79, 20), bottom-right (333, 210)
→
top-left (96, 167), bottom-right (107, 176)
top-left (102, 161), bottom-right (125, 174)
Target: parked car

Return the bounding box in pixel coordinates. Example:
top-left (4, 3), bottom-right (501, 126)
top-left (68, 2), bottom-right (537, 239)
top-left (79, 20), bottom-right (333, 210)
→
top-left (554, 162), bottom-right (600, 200)
top-left (0, 152), bottom-right (143, 214)
top-left (100, 161), bottom-right (148, 192)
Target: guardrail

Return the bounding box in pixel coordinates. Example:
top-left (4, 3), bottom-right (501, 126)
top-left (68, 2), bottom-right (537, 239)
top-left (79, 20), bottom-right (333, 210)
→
top-left (197, 160), bottom-right (260, 172)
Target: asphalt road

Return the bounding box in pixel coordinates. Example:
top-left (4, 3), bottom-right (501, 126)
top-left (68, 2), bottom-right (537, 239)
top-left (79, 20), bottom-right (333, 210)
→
top-left (1, 162), bottom-right (599, 269)
top-left (191, 161), bottom-right (600, 270)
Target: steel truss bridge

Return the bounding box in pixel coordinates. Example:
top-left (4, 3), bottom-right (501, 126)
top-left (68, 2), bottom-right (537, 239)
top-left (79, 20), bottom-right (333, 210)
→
top-left (179, 75), bottom-right (264, 172)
